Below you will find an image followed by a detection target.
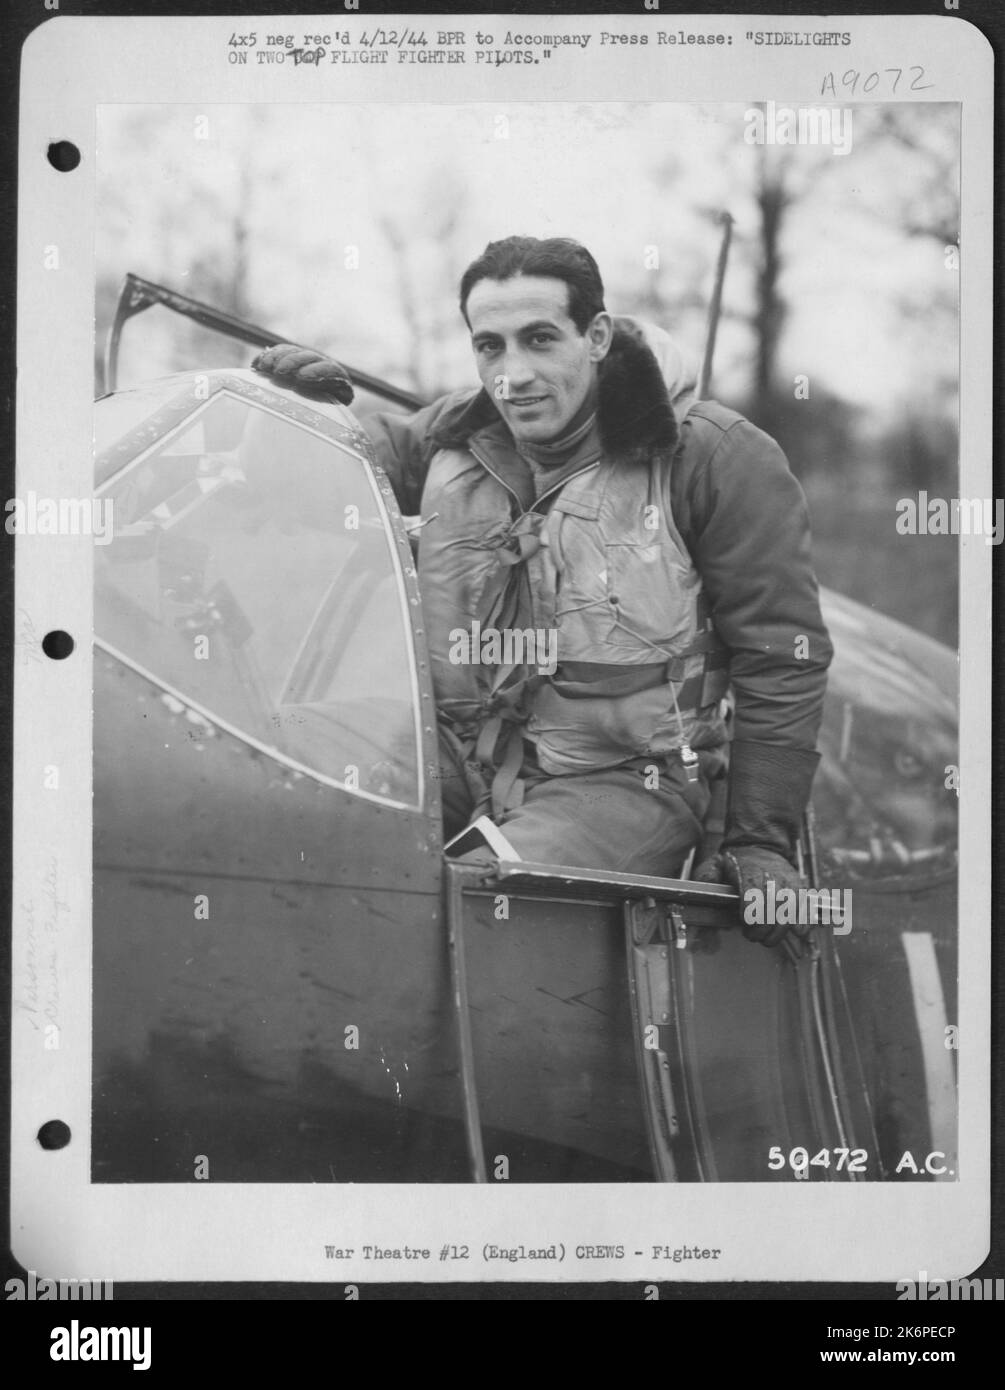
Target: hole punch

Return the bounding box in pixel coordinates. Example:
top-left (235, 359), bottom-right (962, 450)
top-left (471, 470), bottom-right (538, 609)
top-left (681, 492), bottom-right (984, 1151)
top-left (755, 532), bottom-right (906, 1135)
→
top-left (37, 1120), bottom-right (71, 1150)
top-left (47, 141), bottom-right (80, 172)
top-left (42, 630), bottom-right (74, 660)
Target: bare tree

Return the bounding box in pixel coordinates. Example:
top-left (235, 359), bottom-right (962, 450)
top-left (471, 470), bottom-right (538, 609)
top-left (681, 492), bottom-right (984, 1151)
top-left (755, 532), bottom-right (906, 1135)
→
top-left (853, 106), bottom-right (959, 246)
top-left (375, 164), bottom-right (470, 398)
top-left (751, 146), bottom-right (793, 415)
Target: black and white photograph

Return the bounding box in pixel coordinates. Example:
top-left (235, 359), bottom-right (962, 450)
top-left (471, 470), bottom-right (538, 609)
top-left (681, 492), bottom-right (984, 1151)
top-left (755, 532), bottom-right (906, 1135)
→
top-left (88, 96), bottom-right (965, 1188)
top-left (6, 4), bottom-right (997, 1310)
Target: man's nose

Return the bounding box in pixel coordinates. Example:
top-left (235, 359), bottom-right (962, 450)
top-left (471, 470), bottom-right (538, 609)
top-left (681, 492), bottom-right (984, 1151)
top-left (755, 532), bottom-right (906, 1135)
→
top-left (500, 348), bottom-right (536, 391)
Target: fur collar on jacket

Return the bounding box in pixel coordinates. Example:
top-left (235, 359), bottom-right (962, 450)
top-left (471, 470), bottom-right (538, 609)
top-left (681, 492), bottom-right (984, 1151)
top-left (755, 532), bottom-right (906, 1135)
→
top-left (430, 319), bottom-right (679, 462)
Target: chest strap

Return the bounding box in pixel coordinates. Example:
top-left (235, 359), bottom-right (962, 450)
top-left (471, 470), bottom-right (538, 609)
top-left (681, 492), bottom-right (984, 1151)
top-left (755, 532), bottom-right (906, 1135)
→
top-left (551, 634), bottom-right (729, 707)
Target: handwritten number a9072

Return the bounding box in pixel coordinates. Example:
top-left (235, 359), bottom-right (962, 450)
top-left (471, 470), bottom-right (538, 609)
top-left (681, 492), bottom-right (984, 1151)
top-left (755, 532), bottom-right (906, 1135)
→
top-left (820, 66), bottom-right (934, 97)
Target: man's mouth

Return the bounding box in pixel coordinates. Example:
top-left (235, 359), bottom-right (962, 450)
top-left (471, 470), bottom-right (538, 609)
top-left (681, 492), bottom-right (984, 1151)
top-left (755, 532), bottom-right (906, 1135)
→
top-left (509, 395), bottom-right (548, 409)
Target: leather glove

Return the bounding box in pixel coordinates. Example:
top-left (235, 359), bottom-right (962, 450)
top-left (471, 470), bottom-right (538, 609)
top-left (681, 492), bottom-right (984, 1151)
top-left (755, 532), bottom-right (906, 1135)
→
top-left (721, 739), bottom-right (819, 860)
top-left (693, 740), bottom-right (820, 947)
top-left (252, 344), bottom-right (354, 406)
top-left (693, 846), bottom-right (805, 947)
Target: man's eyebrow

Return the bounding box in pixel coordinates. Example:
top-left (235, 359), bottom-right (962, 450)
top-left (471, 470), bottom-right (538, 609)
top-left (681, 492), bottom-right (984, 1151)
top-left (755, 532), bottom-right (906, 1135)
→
top-left (471, 320), bottom-right (563, 343)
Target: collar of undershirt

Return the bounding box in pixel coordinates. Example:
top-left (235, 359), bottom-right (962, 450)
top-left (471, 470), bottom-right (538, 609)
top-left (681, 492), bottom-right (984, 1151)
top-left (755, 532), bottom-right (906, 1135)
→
top-left (516, 413), bottom-right (603, 502)
top-left (516, 410), bottom-right (598, 470)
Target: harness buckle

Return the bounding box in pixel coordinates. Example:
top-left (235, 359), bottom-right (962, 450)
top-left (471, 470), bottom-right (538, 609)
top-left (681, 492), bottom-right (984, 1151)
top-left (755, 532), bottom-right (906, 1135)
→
top-left (680, 744), bottom-right (700, 784)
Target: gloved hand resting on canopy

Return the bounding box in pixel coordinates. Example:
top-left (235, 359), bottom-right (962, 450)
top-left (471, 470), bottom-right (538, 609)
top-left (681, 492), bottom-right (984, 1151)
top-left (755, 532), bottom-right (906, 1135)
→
top-left (252, 344), bottom-right (355, 406)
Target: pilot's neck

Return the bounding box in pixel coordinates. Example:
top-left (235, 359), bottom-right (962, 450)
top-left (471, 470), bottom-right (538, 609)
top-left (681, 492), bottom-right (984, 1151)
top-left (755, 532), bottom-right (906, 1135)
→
top-left (515, 388), bottom-right (599, 472)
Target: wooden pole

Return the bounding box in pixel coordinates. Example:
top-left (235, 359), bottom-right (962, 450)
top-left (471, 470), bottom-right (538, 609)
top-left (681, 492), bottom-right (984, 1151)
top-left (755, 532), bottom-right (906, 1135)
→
top-left (696, 212), bottom-right (734, 401)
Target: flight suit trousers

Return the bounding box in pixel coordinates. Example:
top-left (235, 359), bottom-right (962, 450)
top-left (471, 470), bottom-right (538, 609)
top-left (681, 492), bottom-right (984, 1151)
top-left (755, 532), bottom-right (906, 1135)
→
top-left (438, 731), bottom-right (726, 878)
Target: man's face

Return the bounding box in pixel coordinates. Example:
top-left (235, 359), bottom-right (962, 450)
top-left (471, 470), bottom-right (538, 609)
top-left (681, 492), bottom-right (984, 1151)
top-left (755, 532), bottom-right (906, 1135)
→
top-left (465, 275), bottom-right (612, 444)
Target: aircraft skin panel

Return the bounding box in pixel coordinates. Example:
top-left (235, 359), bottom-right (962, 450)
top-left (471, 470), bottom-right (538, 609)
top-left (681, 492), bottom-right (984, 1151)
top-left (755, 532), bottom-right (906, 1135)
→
top-left (460, 892), bottom-right (651, 1178)
top-left (91, 653), bottom-right (460, 1182)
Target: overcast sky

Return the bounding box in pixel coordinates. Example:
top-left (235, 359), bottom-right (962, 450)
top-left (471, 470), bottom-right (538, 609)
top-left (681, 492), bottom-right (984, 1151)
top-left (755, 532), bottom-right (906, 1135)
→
top-left (96, 102), bottom-right (959, 421)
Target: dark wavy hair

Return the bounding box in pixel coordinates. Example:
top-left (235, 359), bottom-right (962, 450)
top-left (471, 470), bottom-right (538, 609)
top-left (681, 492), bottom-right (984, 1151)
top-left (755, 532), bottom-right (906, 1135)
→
top-left (458, 236), bottom-right (606, 334)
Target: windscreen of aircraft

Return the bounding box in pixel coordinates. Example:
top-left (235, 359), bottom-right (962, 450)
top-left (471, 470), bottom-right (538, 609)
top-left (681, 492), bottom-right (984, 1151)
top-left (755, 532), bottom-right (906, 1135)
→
top-left (94, 382), bottom-right (421, 808)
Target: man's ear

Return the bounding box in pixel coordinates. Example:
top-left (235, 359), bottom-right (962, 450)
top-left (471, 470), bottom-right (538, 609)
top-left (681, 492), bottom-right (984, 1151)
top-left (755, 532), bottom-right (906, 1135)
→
top-left (586, 311), bottom-right (614, 362)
